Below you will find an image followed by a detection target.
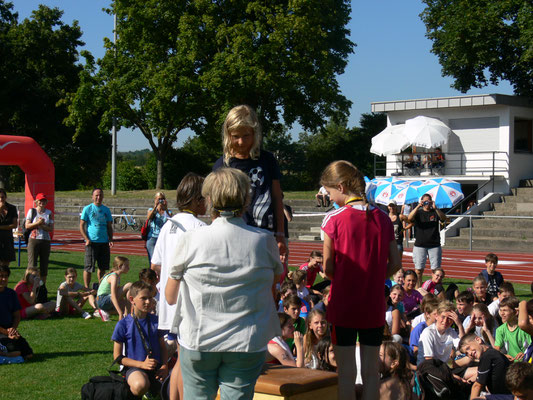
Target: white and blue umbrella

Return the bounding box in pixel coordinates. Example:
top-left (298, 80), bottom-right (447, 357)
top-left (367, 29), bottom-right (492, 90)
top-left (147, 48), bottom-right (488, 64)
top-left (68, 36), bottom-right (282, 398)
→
top-left (391, 180), bottom-right (422, 205)
top-left (373, 180), bottom-right (408, 206)
top-left (416, 178), bottom-right (464, 208)
top-left (366, 177), bottom-right (406, 203)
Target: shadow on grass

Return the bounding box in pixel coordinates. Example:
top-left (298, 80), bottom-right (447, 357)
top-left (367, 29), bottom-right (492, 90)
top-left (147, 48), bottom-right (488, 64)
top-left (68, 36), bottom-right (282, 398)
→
top-left (31, 350), bottom-right (110, 363)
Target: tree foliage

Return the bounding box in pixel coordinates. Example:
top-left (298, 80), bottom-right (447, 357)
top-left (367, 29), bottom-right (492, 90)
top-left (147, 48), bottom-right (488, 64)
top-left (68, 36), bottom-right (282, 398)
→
top-left (421, 0), bottom-right (533, 96)
top-left (0, 2), bottom-right (110, 190)
top-left (65, 0), bottom-right (354, 189)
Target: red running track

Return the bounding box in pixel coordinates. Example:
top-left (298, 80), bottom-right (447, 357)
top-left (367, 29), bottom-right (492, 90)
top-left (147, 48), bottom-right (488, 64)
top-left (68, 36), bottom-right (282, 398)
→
top-left (52, 230), bottom-right (533, 284)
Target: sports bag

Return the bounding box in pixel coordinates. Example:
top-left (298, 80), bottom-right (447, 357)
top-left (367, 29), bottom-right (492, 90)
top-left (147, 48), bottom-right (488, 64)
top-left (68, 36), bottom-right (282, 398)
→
top-left (81, 371), bottom-right (133, 400)
top-left (22, 208), bottom-right (37, 244)
top-left (140, 218), bottom-right (150, 241)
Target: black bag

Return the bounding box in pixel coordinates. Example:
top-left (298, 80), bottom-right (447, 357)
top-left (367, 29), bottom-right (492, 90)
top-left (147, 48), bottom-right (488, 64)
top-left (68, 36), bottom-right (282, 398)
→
top-left (81, 356), bottom-right (134, 400)
top-left (22, 208), bottom-right (37, 244)
top-left (81, 371), bottom-right (133, 400)
top-left (35, 283), bottom-right (48, 304)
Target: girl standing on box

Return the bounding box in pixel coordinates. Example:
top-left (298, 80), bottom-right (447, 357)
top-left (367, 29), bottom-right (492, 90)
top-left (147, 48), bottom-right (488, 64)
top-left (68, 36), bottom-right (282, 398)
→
top-left (212, 104), bottom-right (286, 259)
top-left (320, 160), bottom-right (402, 400)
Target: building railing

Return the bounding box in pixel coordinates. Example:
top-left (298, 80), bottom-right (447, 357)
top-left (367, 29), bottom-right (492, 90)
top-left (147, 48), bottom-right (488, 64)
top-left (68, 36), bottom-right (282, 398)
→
top-left (445, 214), bottom-right (533, 251)
top-left (373, 151), bottom-right (508, 178)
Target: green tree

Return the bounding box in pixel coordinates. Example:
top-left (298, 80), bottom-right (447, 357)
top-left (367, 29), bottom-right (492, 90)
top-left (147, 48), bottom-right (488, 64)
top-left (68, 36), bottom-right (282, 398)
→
top-left (66, 0), bottom-right (354, 189)
top-left (421, 0), bottom-right (533, 96)
top-left (299, 112), bottom-right (386, 188)
top-left (0, 2), bottom-right (110, 190)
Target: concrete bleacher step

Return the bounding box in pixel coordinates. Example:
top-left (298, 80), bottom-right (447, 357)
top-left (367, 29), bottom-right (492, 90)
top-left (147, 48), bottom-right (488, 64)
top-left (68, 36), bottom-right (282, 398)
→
top-left (445, 236), bottom-right (533, 252)
top-left (472, 218), bottom-right (533, 229)
top-left (459, 228), bottom-right (533, 239)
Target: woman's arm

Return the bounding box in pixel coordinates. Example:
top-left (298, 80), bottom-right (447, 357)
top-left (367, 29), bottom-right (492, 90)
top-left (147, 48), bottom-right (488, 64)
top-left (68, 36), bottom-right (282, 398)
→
top-left (323, 233), bottom-right (335, 280)
top-left (387, 239), bottom-right (402, 278)
top-left (109, 275), bottom-right (123, 319)
top-left (165, 278), bottom-right (180, 306)
top-left (518, 300), bottom-right (533, 335)
top-left (271, 180), bottom-right (287, 257)
top-left (0, 214), bottom-right (17, 231)
top-left (391, 309), bottom-right (402, 336)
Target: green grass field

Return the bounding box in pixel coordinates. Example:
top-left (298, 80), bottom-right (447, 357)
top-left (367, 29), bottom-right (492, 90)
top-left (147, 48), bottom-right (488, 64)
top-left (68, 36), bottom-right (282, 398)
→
top-left (1, 249), bottom-right (531, 399)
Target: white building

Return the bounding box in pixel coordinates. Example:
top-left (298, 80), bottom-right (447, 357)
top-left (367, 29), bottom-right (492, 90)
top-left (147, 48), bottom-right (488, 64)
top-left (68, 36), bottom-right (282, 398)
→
top-left (371, 94), bottom-right (533, 199)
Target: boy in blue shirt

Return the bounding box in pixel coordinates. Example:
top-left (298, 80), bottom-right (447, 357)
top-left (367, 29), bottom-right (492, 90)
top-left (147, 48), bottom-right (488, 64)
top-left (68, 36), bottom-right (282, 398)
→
top-left (112, 281), bottom-right (168, 398)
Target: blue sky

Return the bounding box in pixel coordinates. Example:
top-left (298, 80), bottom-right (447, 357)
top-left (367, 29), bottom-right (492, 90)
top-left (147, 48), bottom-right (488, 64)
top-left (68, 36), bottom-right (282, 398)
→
top-left (13, 1), bottom-right (513, 151)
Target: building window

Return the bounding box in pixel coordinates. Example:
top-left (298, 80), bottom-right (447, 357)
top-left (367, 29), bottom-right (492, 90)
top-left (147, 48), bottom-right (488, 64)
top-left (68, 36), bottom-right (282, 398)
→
top-left (514, 119), bottom-right (532, 153)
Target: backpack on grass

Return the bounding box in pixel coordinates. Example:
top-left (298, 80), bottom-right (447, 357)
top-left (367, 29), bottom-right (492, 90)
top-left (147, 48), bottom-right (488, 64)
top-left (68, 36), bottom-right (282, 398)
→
top-left (81, 357), bottom-right (134, 400)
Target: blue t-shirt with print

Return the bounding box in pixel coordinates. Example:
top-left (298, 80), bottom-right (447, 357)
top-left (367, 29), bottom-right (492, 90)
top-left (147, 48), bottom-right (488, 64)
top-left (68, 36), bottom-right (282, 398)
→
top-left (147, 210), bottom-right (169, 239)
top-left (213, 150), bottom-right (281, 231)
top-left (111, 314), bottom-right (164, 363)
top-left (81, 203), bottom-right (112, 243)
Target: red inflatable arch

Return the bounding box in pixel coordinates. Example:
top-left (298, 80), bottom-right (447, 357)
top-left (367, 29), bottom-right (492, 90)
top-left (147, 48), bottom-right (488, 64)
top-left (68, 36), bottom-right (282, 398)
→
top-left (0, 135), bottom-right (55, 231)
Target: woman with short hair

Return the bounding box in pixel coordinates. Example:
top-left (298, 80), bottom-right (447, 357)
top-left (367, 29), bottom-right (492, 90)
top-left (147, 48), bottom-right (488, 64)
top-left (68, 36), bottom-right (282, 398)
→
top-left (166, 168), bottom-right (282, 400)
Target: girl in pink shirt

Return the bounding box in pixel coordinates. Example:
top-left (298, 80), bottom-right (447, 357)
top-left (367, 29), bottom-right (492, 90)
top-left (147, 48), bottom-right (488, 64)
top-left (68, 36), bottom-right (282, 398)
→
top-left (320, 160), bottom-right (402, 400)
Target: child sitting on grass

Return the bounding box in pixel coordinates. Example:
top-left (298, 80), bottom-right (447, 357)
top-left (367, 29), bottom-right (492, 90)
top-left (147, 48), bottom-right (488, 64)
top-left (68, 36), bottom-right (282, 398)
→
top-left (455, 290), bottom-right (475, 325)
top-left (267, 313), bottom-right (304, 367)
top-left (139, 268), bottom-right (158, 314)
top-left (495, 297), bottom-right (532, 362)
top-left (488, 281), bottom-right (515, 322)
top-left (316, 336), bottom-right (337, 372)
top-left (56, 267), bottom-right (96, 319)
top-left (277, 281), bottom-right (296, 312)
top-left (14, 266), bottom-right (56, 319)
top-left (505, 362), bottom-right (533, 400)
top-left (283, 294), bottom-right (306, 348)
top-left (458, 332), bottom-right (511, 398)
top-left (478, 252), bottom-right (504, 301)
top-left (463, 303), bottom-right (497, 348)
top-left (0, 265), bottom-right (33, 360)
top-left (472, 275), bottom-right (491, 306)
top-left (379, 341), bottom-right (415, 400)
top-left (95, 256), bottom-right (132, 321)
top-left (303, 309), bottom-right (329, 368)
top-left (112, 281), bottom-right (168, 398)
top-left (410, 297), bottom-right (439, 363)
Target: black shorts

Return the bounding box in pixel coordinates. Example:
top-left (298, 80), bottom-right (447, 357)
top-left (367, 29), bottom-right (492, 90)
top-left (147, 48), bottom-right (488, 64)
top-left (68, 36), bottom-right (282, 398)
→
top-left (84, 242), bottom-right (110, 272)
top-left (331, 325), bottom-right (384, 347)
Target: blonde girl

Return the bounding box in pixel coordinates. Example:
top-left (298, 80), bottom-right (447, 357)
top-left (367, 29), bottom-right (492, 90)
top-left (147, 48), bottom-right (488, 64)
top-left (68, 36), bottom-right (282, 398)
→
top-left (472, 275), bottom-right (491, 305)
top-left (213, 104), bottom-right (286, 259)
top-left (303, 309), bottom-right (329, 368)
top-left (320, 160), bottom-right (402, 400)
top-left (14, 266), bottom-right (55, 319)
top-left (379, 341), bottom-right (417, 400)
top-left (95, 256), bottom-right (132, 321)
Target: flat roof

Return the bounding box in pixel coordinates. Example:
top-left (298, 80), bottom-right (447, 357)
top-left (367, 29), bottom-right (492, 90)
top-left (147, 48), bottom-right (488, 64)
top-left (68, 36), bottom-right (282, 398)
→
top-left (371, 94), bottom-right (533, 113)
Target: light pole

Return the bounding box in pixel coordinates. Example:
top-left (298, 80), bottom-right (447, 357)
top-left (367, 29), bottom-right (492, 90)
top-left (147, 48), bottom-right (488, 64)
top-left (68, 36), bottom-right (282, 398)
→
top-left (111, 12), bottom-right (117, 195)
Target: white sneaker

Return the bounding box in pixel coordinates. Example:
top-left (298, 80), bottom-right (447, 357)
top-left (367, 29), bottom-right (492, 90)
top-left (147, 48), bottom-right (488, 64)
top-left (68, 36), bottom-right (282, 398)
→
top-left (93, 310), bottom-right (100, 318)
top-left (82, 311), bottom-right (91, 320)
top-left (97, 309), bottom-right (110, 322)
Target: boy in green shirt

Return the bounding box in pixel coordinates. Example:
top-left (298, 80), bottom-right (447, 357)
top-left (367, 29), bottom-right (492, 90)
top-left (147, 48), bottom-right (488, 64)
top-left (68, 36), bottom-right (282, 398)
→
top-left (495, 296), bottom-right (532, 362)
top-left (283, 294), bottom-right (306, 349)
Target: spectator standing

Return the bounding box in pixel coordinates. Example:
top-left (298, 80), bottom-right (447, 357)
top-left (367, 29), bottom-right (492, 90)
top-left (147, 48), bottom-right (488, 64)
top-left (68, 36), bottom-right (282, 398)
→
top-left (25, 193), bottom-right (53, 285)
top-left (0, 189), bottom-right (17, 268)
top-left (79, 188), bottom-right (113, 289)
top-left (408, 193), bottom-right (446, 288)
top-left (166, 168), bottom-right (282, 400)
top-left (145, 191), bottom-right (172, 265)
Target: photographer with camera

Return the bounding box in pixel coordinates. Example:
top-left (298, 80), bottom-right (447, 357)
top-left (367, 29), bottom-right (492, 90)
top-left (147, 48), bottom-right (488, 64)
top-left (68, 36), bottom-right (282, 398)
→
top-left (145, 192), bottom-right (172, 265)
top-left (408, 193), bottom-right (446, 288)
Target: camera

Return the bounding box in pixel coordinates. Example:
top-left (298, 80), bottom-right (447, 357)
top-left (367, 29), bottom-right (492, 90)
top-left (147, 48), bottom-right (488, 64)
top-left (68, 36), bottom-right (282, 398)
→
top-left (423, 201), bottom-right (430, 206)
top-left (158, 199), bottom-right (165, 204)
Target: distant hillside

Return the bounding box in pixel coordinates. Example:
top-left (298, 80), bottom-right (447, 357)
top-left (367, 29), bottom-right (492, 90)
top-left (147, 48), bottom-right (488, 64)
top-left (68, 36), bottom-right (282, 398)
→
top-left (118, 149), bottom-right (151, 166)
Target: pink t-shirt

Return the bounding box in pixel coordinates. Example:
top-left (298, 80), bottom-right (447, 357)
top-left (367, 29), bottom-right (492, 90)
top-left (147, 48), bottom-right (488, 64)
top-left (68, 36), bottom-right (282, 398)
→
top-left (321, 205), bottom-right (394, 329)
top-left (299, 262), bottom-right (321, 288)
top-left (14, 281), bottom-right (32, 310)
top-left (422, 279), bottom-right (436, 293)
top-left (403, 289), bottom-right (423, 314)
